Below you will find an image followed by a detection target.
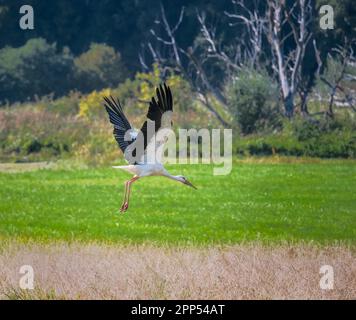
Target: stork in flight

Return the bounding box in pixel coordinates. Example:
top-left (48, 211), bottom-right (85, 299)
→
top-left (103, 83), bottom-right (197, 212)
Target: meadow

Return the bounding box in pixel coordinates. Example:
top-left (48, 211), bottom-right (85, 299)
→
top-left (1, 159), bottom-right (355, 245)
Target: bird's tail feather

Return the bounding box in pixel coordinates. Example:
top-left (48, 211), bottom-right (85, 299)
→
top-left (112, 165), bottom-right (137, 174)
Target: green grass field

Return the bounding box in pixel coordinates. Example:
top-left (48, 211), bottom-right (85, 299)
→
top-left (0, 160), bottom-right (355, 244)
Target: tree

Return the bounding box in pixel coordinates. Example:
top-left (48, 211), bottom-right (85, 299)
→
top-left (145, 0), bottom-right (319, 123)
top-left (0, 38), bottom-right (75, 103)
top-left (74, 43), bottom-right (127, 92)
top-left (266, 0), bottom-right (314, 117)
top-left (144, 3), bottom-right (231, 126)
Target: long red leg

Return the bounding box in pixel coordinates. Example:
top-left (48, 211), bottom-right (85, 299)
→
top-left (121, 176), bottom-right (139, 212)
top-left (120, 180), bottom-right (130, 212)
top-left (127, 176), bottom-right (139, 204)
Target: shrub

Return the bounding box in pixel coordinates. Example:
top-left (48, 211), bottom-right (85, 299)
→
top-left (45, 91), bottom-right (81, 116)
top-left (78, 88), bottom-right (113, 118)
top-left (226, 68), bottom-right (281, 134)
top-left (234, 115), bottom-right (356, 158)
top-left (0, 107), bottom-right (93, 161)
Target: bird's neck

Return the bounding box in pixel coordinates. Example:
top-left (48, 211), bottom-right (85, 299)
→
top-left (164, 172), bottom-right (182, 182)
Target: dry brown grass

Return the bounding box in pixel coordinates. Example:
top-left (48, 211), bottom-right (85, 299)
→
top-left (0, 242), bottom-right (355, 300)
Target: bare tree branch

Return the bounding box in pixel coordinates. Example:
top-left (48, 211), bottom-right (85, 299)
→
top-left (224, 0), bottom-right (266, 67)
top-left (146, 3), bottom-right (229, 126)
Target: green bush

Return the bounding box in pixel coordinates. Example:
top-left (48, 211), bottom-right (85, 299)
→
top-left (44, 91), bottom-right (81, 116)
top-left (0, 103), bottom-right (122, 164)
top-left (234, 115), bottom-right (356, 158)
top-left (234, 134), bottom-right (304, 157)
top-left (226, 68), bottom-right (281, 134)
top-left (0, 107), bottom-right (87, 161)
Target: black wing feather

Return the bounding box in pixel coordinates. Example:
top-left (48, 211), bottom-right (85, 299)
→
top-left (103, 96), bottom-right (133, 153)
top-left (140, 83), bottom-right (173, 151)
top-left (103, 83), bottom-right (173, 163)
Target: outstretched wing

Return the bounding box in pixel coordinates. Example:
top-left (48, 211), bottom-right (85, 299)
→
top-left (103, 83), bottom-right (173, 164)
top-left (103, 96), bottom-right (136, 154)
top-left (139, 83), bottom-right (173, 152)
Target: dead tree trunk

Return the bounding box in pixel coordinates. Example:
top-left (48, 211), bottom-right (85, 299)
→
top-left (267, 0), bottom-right (313, 118)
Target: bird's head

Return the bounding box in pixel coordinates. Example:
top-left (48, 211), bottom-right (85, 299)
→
top-left (176, 175), bottom-right (197, 189)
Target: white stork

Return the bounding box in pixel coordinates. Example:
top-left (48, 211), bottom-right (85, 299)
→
top-left (103, 83), bottom-right (197, 213)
